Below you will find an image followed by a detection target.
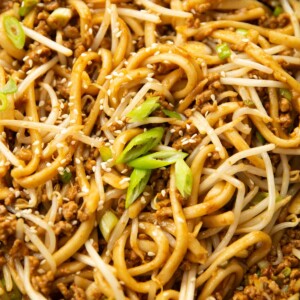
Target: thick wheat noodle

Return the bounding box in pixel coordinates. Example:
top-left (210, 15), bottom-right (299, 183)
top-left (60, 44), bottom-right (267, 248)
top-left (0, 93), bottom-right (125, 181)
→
top-left (198, 260), bottom-right (244, 300)
top-left (11, 84), bottom-right (42, 179)
top-left (202, 211), bottom-right (235, 228)
top-left (1, 1), bottom-right (299, 299)
top-left (195, 231), bottom-right (272, 287)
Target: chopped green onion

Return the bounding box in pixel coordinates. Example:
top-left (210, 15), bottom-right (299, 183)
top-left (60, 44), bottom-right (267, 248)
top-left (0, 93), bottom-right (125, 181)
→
top-left (99, 210), bottom-right (119, 241)
top-left (127, 96), bottom-right (160, 122)
top-left (243, 99), bottom-right (255, 107)
top-left (276, 194), bottom-right (283, 202)
top-left (162, 109), bottom-right (182, 120)
top-left (47, 8), bottom-right (73, 29)
top-left (59, 169), bottom-right (72, 183)
top-left (128, 150), bottom-right (188, 169)
top-left (0, 278), bottom-right (22, 300)
top-left (216, 43), bottom-right (231, 60)
top-left (279, 88), bottom-right (292, 101)
top-left (116, 127), bottom-right (164, 164)
top-left (0, 93), bottom-right (8, 112)
top-left (252, 192), bottom-right (269, 205)
top-left (258, 260), bottom-right (270, 270)
top-left (256, 131), bottom-right (265, 145)
top-left (3, 16), bottom-right (25, 50)
top-left (236, 28), bottom-right (248, 36)
top-left (256, 269), bottom-right (261, 277)
top-left (0, 77), bottom-right (17, 94)
top-left (175, 158), bottom-right (192, 198)
top-left (282, 267), bottom-right (291, 277)
top-left (125, 168), bottom-right (151, 208)
top-left (281, 285), bottom-right (289, 293)
top-left (19, 0), bottom-right (38, 17)
top-left (99, 146), bottom-right (112, 162)
top-left (273, 6), bottom-right (283, 17)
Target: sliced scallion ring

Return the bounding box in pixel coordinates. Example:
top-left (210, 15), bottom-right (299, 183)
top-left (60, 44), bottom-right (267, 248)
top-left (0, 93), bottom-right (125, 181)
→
top-left (0, 93), bottom-right (8, 112)
top-left (127, 96), bottom-right (160, 122)
top-left (216, 43), bottom-right (231, 60)
top-left (126, 168), bottom-right (151, 208)
top-left (0, 77), bottom-right (17, 94)
top-left (175, 158), bottom-right (192, 198)
top-left (162, 109), bottom-right (182, 120)
top-left (127, 150), bottom-right (188, 169)
top-left (99, 210), bottom-right (119, 241)
top-left (279, 88), bottom-right (292, 101)
top-left (3, 16), bottom-right (25, 49)
top-left (116, 127), bottom-right (164, 164)
top-left (236, 28), bottom-right (248, 36)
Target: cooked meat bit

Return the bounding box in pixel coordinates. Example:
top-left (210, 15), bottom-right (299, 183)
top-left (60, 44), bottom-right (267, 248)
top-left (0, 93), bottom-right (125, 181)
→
top-left (235, 226), bottom-right (300, 299)
top-left (44, 1), bottom-right (59, 11)
top-left (34, 20), bottom-right (51, 37)
top-left (32, 270), bottom-right (55, 296)
top-left (27, 44), bottom-right (52, 65)
top-left (29, 256), bottom-right (40, 274)
top-left (259, 13), bottom-right (290, 29)
top-left (65, 183), bottom-right (80, 201)
top-left (279, 98), bottom-right (291, 113)
top-left (0, 1), bottom-right (13, 13)
top-left (125, 248), bottom-right (142, 268)
top-left (4, 191), bottom-right (15, 206)
top-left (62, 201), bottom-right (78, 221)
top-left (57, 282), bottom-right (72, 299)
top-left (278, 113), bottom-right (293, 129)
top-left (84, 158), bottom-right (96, 174)
top-left (77, 209), bottom-right (89, 222)
top-left (172, 134), bottom-right (202, 153)
top-left (64, 25), bottom-right (80, 39)
top-left (9, 239), bottom-right (29, 258)
top-left (54, 221), bottom-right (74, 236)
top-left (0, 206), bottom-right (16, 245)
top-left (71, 284), bottom-right (87, 300)
top-left (37, 11), bottom-right (50, 21)
top-left (74, 39), bottom-right (86, 58)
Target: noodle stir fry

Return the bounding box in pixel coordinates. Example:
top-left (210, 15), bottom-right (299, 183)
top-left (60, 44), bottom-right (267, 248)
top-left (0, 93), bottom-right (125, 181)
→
top-left (0, 0), bottom-right (300, 299)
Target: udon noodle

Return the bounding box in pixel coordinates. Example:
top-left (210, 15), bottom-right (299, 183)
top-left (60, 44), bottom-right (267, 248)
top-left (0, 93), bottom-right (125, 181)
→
top-left (0, 0), bottom-right (300, 299)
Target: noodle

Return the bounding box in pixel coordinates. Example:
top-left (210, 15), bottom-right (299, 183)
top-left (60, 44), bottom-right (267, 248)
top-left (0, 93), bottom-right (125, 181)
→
top-left (0, 0), bottom-right (300, 299)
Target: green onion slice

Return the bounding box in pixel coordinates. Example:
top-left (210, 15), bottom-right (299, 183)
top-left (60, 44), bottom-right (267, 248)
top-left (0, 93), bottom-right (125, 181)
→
top-left (255, 131), bottom-right (265, 145)
top-left (0, 93), bottom-right (8, 112)
top-left (273, 6), bottom-right (283, 17)
top-left (99, 146), bottom-right (112, 162)
top-left (99, 210), bottom-right (119, 241)
top-left (59, 169), bottom-right (72, 183)
top-left (19, 0), bottom-right (38, 17)
top-left (116, 127), bottom-right (164, 164)
top-left (257, 260), bottom-right (270, 270)
top-left (127, 96), bottom-right (160, 122)
top-left (279, 88), bottom-right (292, 101)
top-left (3, 16), bottom-right (25, 50)
top-left (216, 43), bottom-right (231, 60)
top-left (125, 168), bottom-right (151, 208)
top-left (236, 28), bottom-right (248, 36)
top-left (0, 77), bottom-right (17, 94)
top-left (162, 109), bottom-right (182, 120)
top-left (0, 278), bottom-right (22, 300)
top-left (243, 99), bottom-right (255, 108)
top-left (251, 192), bottom-right (269, 205)
top-left (282, 267), bottom-right (291, 277)
top-left (175, 158), bottom-right (192, 198)
top-left (128, 150), bottom-right (188, 169)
